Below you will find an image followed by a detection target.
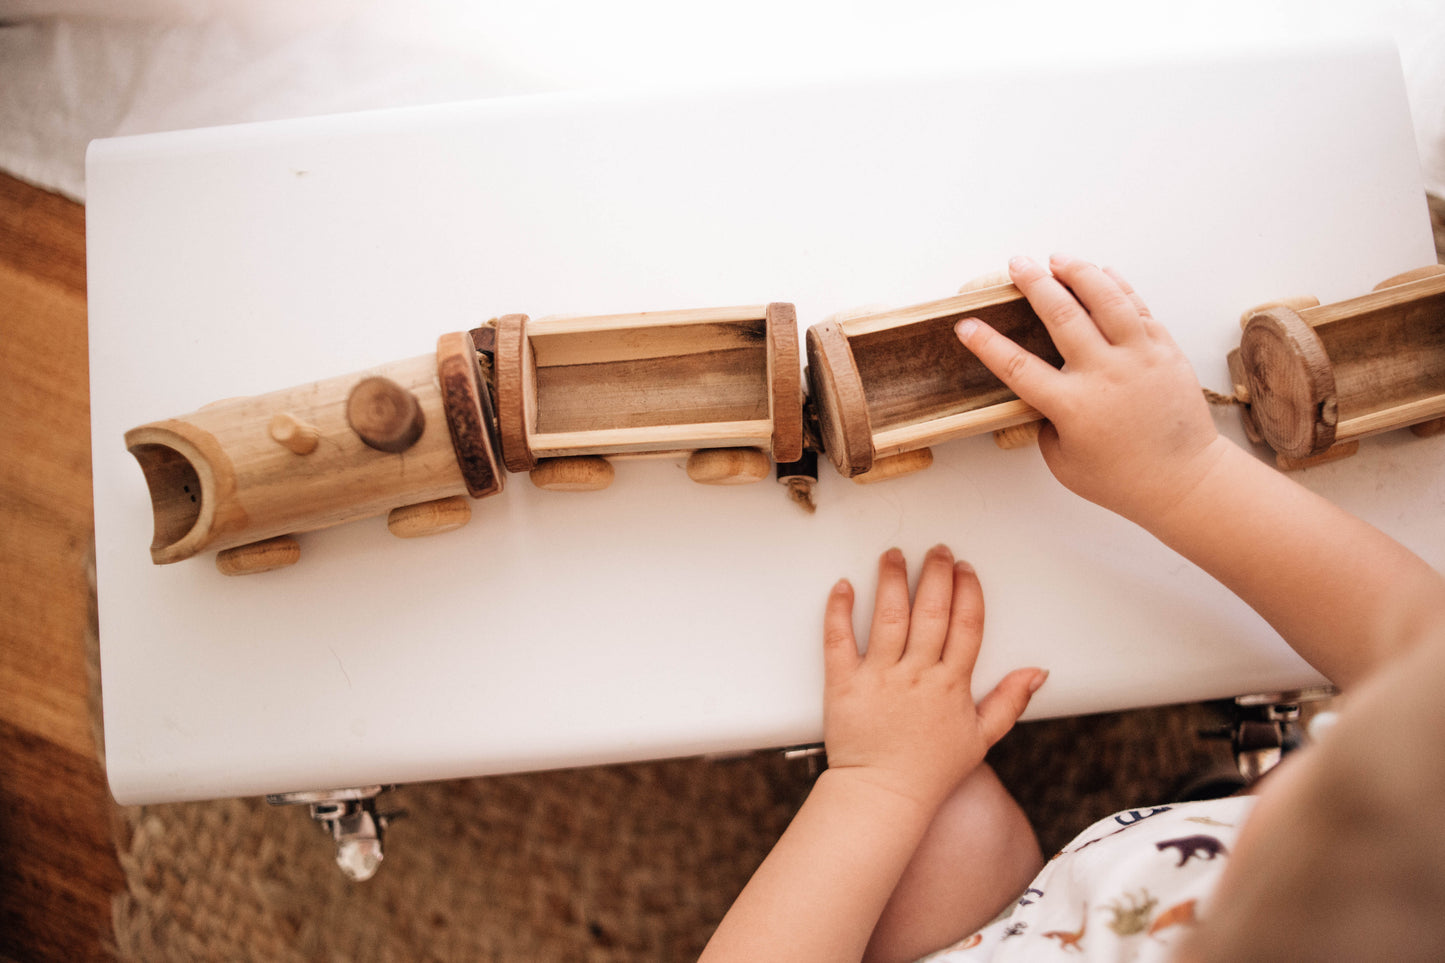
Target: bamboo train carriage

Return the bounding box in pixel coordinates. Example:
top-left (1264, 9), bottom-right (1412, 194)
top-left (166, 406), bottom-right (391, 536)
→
top-left (1227, 265), bottom-right (1445, 470)
top-left (490, 304), bottom-right (803, 492)
top-left (805, 281), bottom-right (1060, 483)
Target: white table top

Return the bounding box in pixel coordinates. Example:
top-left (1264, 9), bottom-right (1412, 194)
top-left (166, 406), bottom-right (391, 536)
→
top-left (88, 40), bottom-right (1441, 805)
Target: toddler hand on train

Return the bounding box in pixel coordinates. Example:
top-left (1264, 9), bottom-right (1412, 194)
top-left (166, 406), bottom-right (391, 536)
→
top-left (955, 254), bottom-right (1224, 527)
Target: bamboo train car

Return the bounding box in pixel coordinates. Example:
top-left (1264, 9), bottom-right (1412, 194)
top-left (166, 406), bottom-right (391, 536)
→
top-left (491, 304), bottom-right (803, 491)
top-left (805, 282), bottom-right (1060, 483)
top-left (125, 332), bottom-right (505, 575)
top-left (1227, 265), bottom-right (1445, 470)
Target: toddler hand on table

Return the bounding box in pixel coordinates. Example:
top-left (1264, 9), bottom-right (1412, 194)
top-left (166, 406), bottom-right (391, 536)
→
top-left (700, 546), bottom-right (1046, 963)
top-left (955, 254), bottom-right (1228, 527)
top-left (823, 545), bottom-right (1047, 814)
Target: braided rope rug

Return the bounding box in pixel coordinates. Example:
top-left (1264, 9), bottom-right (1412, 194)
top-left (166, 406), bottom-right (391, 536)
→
top-left (91, 564), bottom-right (1237, 962)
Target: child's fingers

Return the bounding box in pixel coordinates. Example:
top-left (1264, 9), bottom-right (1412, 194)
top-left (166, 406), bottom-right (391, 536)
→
top-left (1049, 255), bottom-right (1146, 345)
top-left (901, 544), bottom-right (957, 667)
top-left (1008, 255), bottom-right (1107, 364)
top-left (1102, 266), bottom-right (1171, 342)
top-left (1101, 266), bottom-right (1151, 320)
top-left (822, 578), bottom-right (860, 683)
top-left (975, 668), bottom-right (1049, 747)
top-left (940, 560), bottom-right (986, 675)
top-left (866, 548), bottom-right (912, 664)
top-left (954, 318), bottom-right (1062, 417)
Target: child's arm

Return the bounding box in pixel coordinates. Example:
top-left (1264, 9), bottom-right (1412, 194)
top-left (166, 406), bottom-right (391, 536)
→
top-left (955, 255), bottom-right (1445, 689)
top-left (698, 546), bottom-right (1047, 963)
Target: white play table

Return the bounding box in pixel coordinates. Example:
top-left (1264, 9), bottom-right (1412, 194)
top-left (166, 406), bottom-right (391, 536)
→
top-left (88, 40), bottom-right (1441, 805)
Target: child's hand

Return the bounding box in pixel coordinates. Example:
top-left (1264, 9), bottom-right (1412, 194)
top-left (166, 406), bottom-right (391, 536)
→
top-left (955, 255), bottom-right (1228, 526)
top-left (823, 545), bottom-right (1047, 814)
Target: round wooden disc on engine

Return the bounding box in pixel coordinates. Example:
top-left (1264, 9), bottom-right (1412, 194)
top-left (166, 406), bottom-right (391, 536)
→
top-left (436, 331), bottom-right (503, 498)
top-left (347, 376), bottom-right (425, 453)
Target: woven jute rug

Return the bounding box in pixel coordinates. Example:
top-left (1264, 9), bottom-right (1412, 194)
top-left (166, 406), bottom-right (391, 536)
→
top-left (101, 712), bottom-right (1234, 961)
top-left (91, 560), bottom-right (1240, 962)
top-left (109, 758), bottom-right (818, 962)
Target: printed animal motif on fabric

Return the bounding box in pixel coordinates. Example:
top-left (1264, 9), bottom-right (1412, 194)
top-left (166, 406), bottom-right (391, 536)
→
top-left (1102, 889), bottom-right (1158, 936)
top-left (1147, 899), bottom-right (1197, 939)
top-left (1155, 835), bottom-right (1227, 867)
top-left (919, 884), bottom-right (1045, 959)
top-left (914, 799), bottom-right (1255, 962)
top-left (1041, 903), bottom-right (1087, 953)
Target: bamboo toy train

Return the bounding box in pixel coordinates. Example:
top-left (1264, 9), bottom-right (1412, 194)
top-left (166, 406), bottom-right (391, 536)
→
top-left (125, 266), bottom-right (1445, 574)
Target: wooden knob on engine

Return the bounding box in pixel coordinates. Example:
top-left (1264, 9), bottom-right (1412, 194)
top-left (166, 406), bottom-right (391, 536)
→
top-left (347, 376), bottom-right (425, 453)
top-left (269, 412), bottom-right (320, 455)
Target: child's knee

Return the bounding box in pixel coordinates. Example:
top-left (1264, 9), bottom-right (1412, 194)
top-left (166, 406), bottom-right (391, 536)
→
top-left (934, 765), bottom-right (1043, 878)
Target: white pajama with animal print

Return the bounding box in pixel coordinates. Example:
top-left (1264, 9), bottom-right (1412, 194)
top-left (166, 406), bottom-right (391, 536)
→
top-left (917, 795), bottom-right (1255, 961)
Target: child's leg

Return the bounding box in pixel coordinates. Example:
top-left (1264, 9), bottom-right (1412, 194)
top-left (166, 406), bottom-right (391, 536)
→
top-left (863, 763), bottom-right (1042, 963)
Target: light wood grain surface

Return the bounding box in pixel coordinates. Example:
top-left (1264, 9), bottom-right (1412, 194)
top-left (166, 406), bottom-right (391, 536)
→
top-left (0, 172), bottom-right (124, 962)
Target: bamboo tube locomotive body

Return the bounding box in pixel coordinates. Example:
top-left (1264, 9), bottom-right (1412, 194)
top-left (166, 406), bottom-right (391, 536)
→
top-left (125, 332), bottom-right (502, 574)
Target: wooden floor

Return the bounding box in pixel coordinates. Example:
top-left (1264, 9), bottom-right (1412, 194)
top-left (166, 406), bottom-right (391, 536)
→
top-left (0, 173), bottom-right (123, 962)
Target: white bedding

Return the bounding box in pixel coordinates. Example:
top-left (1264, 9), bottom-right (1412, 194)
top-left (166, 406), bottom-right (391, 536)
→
top-left (3, 0), bottom-right (1443, 203)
